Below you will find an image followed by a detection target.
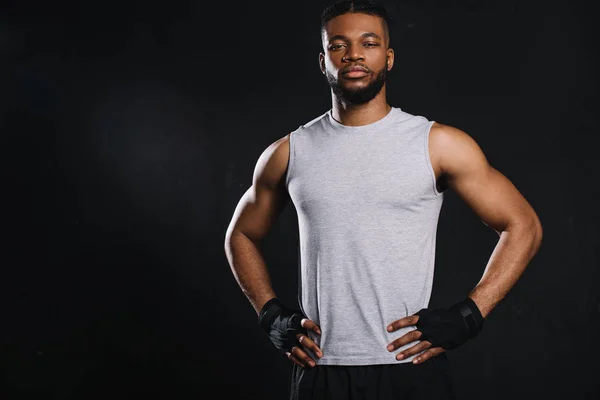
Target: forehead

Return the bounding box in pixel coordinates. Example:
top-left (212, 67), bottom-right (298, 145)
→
top-left (322, 13), bottom-right (385, 41)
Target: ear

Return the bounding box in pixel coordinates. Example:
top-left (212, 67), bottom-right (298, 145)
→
top-left (386, 48), bottom-right (394, 71)
top-left (319, 53), bottom-right (326, 75)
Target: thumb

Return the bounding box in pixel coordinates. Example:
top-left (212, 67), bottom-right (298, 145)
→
top-left (301, 318), bottom-right (322, 335)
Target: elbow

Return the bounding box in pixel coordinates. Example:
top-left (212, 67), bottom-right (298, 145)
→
top-left (224, 226), bottom-right (241, 256)
top-left (224, 228), bottom-right (241, 246)
top-left (224, 228), bottom-right (258, 252)
top-left (224, 225), bottom-right (233, 251)
top-left (525, 213), bottom-right (543, 254)
top-left (507, 214), bottom-right (543, 253)
top-left (533, 215), bottom-right (543, 251)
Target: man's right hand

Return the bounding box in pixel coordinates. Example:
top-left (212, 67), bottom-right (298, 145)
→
top-left (286, 318), bottom-right (322, 368)
top-left (257, 298), bottom-right (323, 368)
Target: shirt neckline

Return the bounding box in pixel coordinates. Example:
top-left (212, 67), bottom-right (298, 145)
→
top-left (326, 106), bottom-right (399, 132)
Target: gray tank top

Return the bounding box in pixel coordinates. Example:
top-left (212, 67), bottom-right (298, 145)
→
top-left (285, 106), bottom-right (444, 365)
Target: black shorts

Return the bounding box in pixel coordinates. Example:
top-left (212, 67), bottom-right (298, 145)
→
top-left (290, 352), bottom-right (457, 400)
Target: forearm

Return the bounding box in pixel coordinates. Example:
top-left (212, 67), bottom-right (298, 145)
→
top-left (224, 230), bottom-right (277, 316)
top-left (468, 220), bottom-right (543, 318)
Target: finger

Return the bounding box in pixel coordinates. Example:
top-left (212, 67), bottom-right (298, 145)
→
top-left (395, 340), bottom-right (432, 361)
top-left (387, 329), bottom-right (423, 352)
top-left (301, 318), bottom-right (322, 335)
top-left (286, 351), bottom-right (305, 368)
top-left (412, 347), bottom-right (446, 364)
top-left (291, 345), bottom-right (317, 368)
top-left (387, 315), bottom-right (419, 333)
top-left (297, 333), bottom-right (323, 358)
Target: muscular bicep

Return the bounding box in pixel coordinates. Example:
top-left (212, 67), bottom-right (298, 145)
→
top-left (433, 124), bottom-right (539, 234)
top-left (225, 135), bottom-right (291, 243)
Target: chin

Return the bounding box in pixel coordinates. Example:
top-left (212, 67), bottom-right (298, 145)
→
top-left (341, 79), bottom-right (370, 87)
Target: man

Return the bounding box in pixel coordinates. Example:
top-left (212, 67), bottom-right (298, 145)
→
top-left (224, 1), bottom-right (543, 399)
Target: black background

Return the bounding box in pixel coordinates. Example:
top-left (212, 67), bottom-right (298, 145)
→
top-left (1, 0), bottom-right (598, 399)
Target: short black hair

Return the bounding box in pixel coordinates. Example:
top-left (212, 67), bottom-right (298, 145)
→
top-left (320, 1), bottom-right (392, 48)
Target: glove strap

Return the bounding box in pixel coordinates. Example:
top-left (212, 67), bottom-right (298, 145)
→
top-left (257, 297), bottom-right (283, 333)
top-left (454, 297), bottom-right (485, 336)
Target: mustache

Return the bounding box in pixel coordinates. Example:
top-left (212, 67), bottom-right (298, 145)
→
top-left (341, 64), bottom-right (370, 74)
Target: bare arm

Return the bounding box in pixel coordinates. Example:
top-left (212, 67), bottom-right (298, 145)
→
top-left (224, 134), bottom-right (292, 316)
top-left (431, 123), bottom-right (543, 318)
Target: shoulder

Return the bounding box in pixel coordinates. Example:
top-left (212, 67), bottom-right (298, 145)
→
top-left (252, 110), bottom-right (328, 187)
top-left (429, 122), bottom-right (475, 148)
top-left (253, 133), bottom-right (292, 189)
top-left (429, 122), bottom-right (489, 177)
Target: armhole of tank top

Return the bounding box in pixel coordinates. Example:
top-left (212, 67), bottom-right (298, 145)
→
top-left (423, 120), bottom-right (442, 197)
top-left (285, 130), bottom-right (295, 189)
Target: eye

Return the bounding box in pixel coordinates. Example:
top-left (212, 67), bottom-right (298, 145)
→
top-left (330, 44), bottom-right (345, 50)
top-left (364, 42), bottom-right (378, 47)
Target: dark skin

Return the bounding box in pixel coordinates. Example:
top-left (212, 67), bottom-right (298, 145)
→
top-left (280, 12), bottom-right (398, 368)
top-left (319, 13), bottom-right (394, 126)
top-left (224, 12), bottom-right (543, 369)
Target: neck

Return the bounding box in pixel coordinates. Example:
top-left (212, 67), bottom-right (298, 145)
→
top-left (330, 89), bottom-right (391, 127)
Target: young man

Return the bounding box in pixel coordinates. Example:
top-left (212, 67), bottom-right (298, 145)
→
top-left (224, 1), bottom-right (542, 399)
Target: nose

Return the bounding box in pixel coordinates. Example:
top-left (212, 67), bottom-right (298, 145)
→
top-left (342, 44), bottom-right (365, 62)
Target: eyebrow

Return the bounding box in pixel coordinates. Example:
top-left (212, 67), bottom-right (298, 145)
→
top-left (327, 32), bottom-right (383, 42)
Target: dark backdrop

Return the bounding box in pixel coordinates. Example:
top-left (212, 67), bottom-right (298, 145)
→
top-left (1, 0), bottom-right (598, 399)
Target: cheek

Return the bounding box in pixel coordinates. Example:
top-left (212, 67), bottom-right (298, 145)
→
top-left (325, 52), bottom-right (344, 64)
top-left (324, 55), bottom-right (338, 67)
top-left (325, 58), bottom-right (342, 74)
top-left (373, 53), bottom-right (389, 66)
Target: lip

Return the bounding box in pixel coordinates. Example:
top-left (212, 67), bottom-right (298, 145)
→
top-left (342, 70), bottom-right (369, 78)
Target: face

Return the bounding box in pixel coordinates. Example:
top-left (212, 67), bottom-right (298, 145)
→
top-left (319, 12), bottom-right (394, 105)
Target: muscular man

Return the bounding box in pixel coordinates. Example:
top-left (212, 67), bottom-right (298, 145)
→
top-left (224, 1), bottom-right (543, 399)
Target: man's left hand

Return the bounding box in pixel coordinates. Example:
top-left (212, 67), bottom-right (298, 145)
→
top-left (386, 298), bottom-right (485, 364)
top-left (385, 314), bottom-right (445, 364)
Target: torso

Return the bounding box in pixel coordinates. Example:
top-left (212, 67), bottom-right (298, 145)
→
top-left (281, 121), bottom-right (449, 194)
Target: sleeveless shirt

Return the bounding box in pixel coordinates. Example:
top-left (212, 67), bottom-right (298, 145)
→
top-left (285, 106), bottom-right (444, 365)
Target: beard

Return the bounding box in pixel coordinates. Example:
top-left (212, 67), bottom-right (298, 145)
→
top-left (325, 65), bottom-right (387, 105)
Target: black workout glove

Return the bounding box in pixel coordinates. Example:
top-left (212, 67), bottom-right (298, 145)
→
top-left (257, 298), bottom-right (308, 354)
top-left (415, 297), bottom-right (485, 350)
